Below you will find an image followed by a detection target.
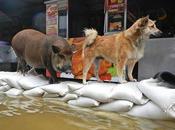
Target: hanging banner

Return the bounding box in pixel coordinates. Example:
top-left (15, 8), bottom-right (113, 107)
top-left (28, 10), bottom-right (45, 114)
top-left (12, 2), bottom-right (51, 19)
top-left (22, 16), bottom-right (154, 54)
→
top-left (46, 3), bottom-right (58, 35)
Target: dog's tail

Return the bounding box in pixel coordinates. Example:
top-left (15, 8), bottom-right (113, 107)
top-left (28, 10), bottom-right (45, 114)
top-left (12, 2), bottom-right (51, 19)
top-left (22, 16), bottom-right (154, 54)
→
top-left (82, 28), bottom-right (98, 58)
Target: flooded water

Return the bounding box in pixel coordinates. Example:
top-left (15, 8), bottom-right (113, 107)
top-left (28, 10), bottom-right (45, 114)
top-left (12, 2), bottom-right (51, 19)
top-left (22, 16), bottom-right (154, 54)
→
top-left (0, 93), bottom-right (175, 130)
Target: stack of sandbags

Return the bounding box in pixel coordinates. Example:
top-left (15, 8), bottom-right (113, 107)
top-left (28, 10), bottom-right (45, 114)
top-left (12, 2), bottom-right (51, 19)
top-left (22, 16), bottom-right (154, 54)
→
top-left (0, 72), bottom-right (148, 112)
top-left (128, 78), bottom-right (175, 120)
top-left (1, 71), bottom-right (175, 120)
top-left (0, 72), bottom-right (48, 96)
top-left (66, 81), bottom-right (149, 113)
top-left (0, 72), bottom-right (83, 98)
top-left (0, 72), bottom-right (23, 96)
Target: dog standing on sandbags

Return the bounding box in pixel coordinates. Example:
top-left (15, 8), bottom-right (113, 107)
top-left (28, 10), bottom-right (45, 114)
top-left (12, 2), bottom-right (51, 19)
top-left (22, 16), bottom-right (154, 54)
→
top-left (12, 29), bottom-right (73, 84)
top-left (82, 16), bottom-right (162, 84)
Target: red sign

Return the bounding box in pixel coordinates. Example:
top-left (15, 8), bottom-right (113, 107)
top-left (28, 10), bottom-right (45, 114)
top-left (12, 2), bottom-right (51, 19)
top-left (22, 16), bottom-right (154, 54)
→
top-left (107, 0), bottom-right (125, 11)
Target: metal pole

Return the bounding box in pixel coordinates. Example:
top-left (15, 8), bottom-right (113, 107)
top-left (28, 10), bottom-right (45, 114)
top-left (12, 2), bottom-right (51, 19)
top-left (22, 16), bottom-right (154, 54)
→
top-left (66, 8), bottom-right (69, 39)
top-left (124, 0), bottom-right (127, 30)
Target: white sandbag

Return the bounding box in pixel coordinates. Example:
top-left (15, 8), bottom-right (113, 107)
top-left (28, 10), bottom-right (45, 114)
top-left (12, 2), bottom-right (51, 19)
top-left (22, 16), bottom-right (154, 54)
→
top-left (61, 93), bottom-right (78, 102)
top-left (139, 78), bottom-right (175, 118)
top-left (66, 82), bottom-right (84, 91)
top-left (73, 82), bottom-right (114, 103)
top-left (0, 71), bottom-right (18, 77)
top-left (41, 83), bottom-right (68, 96)
top-left (68, 97), bottom-right (100, 107)
top-left (0, 84), bottom-right (11, 92)
top-left (0, 80), bottom-right (7, 86)
top-left (42, 92), bottom-right (59, 98)
top-left (23, 87), bottom-right (45, 97)
top-left (18, 75), bottom-right (48, 90)
top-left (97, 100), bottom-right (133, 112)
top-left (110, 82), bottom-right (149, 104)
top-left (5, 88), bottom-right (23, 96)
top-left (0, 73), bottom-right (23, 89)
top-left (127, 101), bottom-right (173, 120)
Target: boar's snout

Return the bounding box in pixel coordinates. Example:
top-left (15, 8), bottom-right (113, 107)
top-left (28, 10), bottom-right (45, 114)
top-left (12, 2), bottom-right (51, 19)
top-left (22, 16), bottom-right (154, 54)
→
top-left (60, 64), bottom-right (71, 72)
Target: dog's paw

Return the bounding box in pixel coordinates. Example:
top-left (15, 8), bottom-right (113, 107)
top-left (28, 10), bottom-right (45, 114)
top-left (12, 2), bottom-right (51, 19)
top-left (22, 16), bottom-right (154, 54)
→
top-left (83, 80), bottom-right (88, 85)
top-left (120, 80), bottom-right (128, 84)
top-left (97, 79), bottom-right (103, 83)
top-left (118, 78), bottom-right (128, 84)
top-left (130, 79), bottom-right (137, 82)
top-left (98, 81), bottom-right (104, 83)
top-left (83, 82), bottom-right (89, 85)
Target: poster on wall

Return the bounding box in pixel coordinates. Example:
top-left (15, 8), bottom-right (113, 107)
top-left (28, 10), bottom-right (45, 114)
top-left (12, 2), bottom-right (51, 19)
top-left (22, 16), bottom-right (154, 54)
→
top-left (108, 12), bottom-right (124, 32)
top-left (105, 0), bottom-right (127, 33)
top-left (57, 0), bottom-right (68, 38)
top-left (46, 3), bottom-right (58, 35)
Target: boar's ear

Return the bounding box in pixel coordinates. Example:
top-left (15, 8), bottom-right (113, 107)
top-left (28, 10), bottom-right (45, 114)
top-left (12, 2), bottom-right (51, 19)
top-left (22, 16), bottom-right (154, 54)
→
top-left (70, 44), bottom-right (77, 53)
top-left (51, 45), bottom-right (60, 54)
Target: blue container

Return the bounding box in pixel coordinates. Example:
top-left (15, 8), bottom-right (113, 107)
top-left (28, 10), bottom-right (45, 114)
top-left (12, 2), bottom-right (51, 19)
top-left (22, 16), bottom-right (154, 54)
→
top-left (0, 41), bottom-right (16, 63)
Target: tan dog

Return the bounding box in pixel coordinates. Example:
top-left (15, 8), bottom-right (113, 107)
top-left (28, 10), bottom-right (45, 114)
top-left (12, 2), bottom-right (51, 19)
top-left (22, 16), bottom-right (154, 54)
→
top-left (82, 16), bottom-right (161, 84)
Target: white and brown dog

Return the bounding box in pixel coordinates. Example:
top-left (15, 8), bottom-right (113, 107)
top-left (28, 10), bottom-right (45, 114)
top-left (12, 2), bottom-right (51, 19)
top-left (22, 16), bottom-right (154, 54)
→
top-left (82, 16), bottom-right (162, 84)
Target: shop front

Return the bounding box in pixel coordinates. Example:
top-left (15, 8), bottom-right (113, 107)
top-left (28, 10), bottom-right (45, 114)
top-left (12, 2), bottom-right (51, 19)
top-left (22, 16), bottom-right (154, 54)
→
top-left (44, 0), bottom-right (128, 82)
top-left (44, 0), bottom-right (127, 37)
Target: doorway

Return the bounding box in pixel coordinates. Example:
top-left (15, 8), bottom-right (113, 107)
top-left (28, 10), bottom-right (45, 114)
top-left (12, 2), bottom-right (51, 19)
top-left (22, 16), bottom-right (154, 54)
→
top-left (68, 0), bottom-right (105, 37)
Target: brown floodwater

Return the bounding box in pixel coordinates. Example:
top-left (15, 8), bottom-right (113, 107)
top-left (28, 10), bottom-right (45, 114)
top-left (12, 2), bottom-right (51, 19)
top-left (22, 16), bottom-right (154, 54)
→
top-left (0, 93), bottom-right (175, 130)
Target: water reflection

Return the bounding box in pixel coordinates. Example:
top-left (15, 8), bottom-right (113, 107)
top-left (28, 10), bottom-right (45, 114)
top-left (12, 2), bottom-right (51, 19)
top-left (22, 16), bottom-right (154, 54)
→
top-left (0, 93), bottom-right (175, 130)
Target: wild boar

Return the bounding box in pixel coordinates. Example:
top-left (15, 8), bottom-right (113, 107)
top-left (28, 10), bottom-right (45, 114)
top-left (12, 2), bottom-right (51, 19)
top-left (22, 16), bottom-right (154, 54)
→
top-left (12, 29), bottom-right (72, 84)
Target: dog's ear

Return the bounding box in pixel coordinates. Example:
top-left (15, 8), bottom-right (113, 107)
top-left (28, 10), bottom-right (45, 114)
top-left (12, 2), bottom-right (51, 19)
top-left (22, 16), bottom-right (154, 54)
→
top-left (153, 20), bottom-right (156, 23)
top-left (145, 15), bottom-right (149, 19)
top-left (52, 45), bottom-right (60, 54)
top-left (138, 15), bottom-right (149, 28)
top-left (139, 16), bottom-right (149, 27)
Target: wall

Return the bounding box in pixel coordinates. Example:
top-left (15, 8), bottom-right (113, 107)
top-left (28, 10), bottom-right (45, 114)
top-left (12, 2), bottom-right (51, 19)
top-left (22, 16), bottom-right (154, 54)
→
top-left (138, 38), bottom-right (175, 80)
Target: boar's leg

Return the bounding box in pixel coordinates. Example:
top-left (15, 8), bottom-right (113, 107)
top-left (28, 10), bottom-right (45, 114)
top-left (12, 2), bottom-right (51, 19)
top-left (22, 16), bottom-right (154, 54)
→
top-left (47, 66), bottom-right (58, 84)
top-left (42, 52), bottom-right (58, 84)
top-left (27, 67), bottom-right (38, 75)
top-left (17, 58), bottom-right (28, 75)
top-left (45, 61), bottom-right (58, 84)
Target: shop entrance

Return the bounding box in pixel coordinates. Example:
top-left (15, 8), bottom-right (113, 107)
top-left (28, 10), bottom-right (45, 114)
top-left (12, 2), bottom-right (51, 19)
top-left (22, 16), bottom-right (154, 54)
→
top-left (68, 0), bottom-right (105, 37)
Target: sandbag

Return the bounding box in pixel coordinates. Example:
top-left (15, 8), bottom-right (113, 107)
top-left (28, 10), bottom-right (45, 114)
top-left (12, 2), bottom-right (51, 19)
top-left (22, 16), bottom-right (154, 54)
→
top-left (5, 88), bottom-right (23, 96)
top-left (43, 93), bottom-right (59, 98)
top-left (0, 73), bottom-right (23, 89)
top-left (0, 85), bottom-right (11, 92)
top-left (0, 80), bottom-right (7, 86)
top-left (0, 71), bottom-right (18, 77)
top-left (61, 93), bottom-right (78, 102)
top-left (23, 87), bottom-right (45, 97)
top-left (139, 78), bottom-right (175, 118)
top-left (127, 101), bottom-right (173, 120)
top-left (110, 82), bottom-right (149, 104)
top-left (41, 83), bottom-right (68, 96)
top-left (18, 75), bottom-right (48, 90)
top-left (97, 100), bottom-right (133, 112)
top-left (68, 97), bottom-right (100, 107)
top-left (66, 82), bottom-right (84, 92)
top-left (73, 82), bottom-right (114, 103)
